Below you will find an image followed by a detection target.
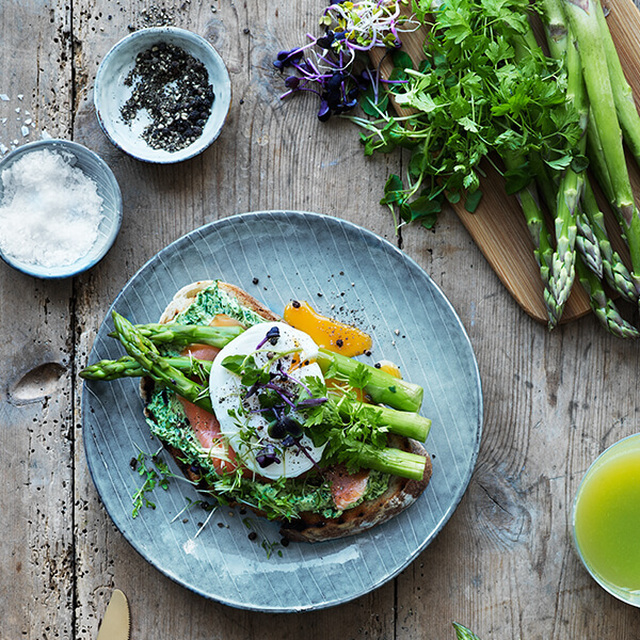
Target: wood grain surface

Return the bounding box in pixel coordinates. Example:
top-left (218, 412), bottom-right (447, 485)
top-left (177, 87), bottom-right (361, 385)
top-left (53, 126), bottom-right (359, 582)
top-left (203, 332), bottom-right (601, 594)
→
top-left (1, 1), bottom-right (640, 639)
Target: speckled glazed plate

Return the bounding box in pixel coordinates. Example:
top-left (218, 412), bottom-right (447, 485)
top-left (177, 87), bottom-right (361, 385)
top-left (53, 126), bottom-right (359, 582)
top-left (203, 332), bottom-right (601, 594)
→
top-left (82, 210), bottom-right (483, 612)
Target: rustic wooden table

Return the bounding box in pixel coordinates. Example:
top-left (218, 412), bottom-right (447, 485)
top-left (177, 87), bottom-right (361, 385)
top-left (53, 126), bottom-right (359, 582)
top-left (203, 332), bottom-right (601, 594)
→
top-left (2, 1), bottom-right (640, 639)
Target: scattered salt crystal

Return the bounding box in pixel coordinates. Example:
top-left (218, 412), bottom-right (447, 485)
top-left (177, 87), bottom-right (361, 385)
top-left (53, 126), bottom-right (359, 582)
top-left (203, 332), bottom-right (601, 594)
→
top-left (14, 107), bottom-right (20, 113)
top-left (0, 94), bottom-right (8, 101)
top-left (0, 144), bottom-right (8, 155)
top-left (17, 95), bottom-right (23, 100)
top-left (24, 118), bottom-right (32, 125)
top-left (21, 126), bottom-right (30, 137)
top-left (41, 130), bottom-right (52, 140)
top-left (1, 118), bottom-right (7, 124)
top-left (0, 148), bottom-right (104, 268)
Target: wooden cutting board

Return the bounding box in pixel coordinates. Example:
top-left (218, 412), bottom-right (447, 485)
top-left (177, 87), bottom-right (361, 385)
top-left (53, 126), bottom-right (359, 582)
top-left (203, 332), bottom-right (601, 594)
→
top-left (371, 0), bottom-right (640, 324)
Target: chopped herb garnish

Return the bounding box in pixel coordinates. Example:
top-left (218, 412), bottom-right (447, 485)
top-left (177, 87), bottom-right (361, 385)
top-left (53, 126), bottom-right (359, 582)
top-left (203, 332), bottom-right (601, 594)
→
top-left (131, 446), bottom-right (172, 518)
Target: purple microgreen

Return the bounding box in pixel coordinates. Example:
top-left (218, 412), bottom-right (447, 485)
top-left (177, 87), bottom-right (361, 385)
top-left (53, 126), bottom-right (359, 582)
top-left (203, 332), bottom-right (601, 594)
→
top-left (263, 382), bottom-right (298, 410)
top-left (296, 396), bottom-right (329, 408)
top-left (255, 325), bottom-right (280, 350)
top-left (275, 0), bottom-right (419, 120)
top-left (318, 99), bottom-right (332, 121)
top-left (288, 437), bottom-right (322, 471)
top-left (275, 360), bottom-right (316, 399)
top-left (255, 443), bottom-right (281, 468)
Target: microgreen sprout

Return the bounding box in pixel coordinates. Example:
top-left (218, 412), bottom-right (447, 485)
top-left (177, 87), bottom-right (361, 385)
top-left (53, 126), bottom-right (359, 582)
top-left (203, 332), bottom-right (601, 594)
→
top-left (130, 445), bottom-right (172, 518)
top-left (321, 0), bottom-right (420, 53)
top-left (170, 496), bottom-right (217, 523)
top-left (274, 0), bottom-right (418, 121)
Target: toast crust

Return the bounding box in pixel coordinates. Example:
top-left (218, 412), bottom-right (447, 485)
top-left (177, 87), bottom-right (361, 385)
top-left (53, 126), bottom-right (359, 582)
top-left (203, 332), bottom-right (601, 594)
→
top-left (158, 280), bottom-right (280, 324)
top-left (142, 280), bottom-right (432, 543)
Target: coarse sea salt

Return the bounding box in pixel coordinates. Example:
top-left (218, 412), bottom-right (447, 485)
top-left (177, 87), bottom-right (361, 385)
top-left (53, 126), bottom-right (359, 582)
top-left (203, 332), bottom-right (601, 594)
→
top-left (0, 148), bottom-right (103, 268)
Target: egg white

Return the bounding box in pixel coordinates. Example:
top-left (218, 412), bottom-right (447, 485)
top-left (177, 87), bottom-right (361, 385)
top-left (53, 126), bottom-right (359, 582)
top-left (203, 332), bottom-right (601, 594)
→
top-left (209, 322), bottom-right (327, 479)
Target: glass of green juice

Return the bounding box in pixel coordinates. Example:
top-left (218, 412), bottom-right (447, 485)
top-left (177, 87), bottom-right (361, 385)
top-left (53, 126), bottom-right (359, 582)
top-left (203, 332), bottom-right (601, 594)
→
top-left (572, 432), bottom-right (640, 606)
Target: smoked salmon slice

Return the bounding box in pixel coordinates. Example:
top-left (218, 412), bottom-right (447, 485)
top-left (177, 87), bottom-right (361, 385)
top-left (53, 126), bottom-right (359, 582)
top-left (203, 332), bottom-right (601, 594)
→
top-left (327, 465), bottom-right (370, 511)
top-left (178, 342), bottom-right (237, 474)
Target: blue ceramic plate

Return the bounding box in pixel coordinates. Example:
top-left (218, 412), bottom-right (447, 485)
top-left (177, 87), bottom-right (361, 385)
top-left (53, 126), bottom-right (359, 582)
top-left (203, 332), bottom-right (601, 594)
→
top-left (82, 211), bottom-right (483, 612)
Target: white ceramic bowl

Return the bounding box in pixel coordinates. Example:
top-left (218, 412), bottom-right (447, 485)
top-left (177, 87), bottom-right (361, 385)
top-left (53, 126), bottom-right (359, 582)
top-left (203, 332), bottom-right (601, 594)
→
top-left (0, 139), bottom-right (123, 279)
top-left (94, 27), bottom-right (231, 163)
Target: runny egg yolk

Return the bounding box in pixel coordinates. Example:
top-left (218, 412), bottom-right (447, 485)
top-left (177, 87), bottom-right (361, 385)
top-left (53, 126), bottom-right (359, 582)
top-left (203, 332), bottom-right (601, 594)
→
top-left (283, 300), bottom-right (372, 357)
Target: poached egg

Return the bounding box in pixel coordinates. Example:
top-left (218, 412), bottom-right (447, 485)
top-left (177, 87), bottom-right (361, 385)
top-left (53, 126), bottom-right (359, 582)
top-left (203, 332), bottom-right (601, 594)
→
top-left (209, 322), bottom-right (327, 479)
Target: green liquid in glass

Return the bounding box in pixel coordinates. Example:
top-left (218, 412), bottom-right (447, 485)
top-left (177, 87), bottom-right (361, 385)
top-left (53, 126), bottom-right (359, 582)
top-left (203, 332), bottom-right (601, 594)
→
top-left (574, 444), bottom-right (640, 591)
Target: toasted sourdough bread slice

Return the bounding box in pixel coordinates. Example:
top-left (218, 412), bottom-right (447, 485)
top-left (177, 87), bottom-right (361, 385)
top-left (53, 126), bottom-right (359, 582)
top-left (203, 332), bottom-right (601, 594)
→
top-left (141, 280), bottom-right (432, 542)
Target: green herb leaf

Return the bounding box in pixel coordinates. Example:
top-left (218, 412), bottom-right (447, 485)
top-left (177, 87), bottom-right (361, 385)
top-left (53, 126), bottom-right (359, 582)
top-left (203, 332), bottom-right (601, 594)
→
top-left (452, 622), bottom-right (483, 640)
top-left (464, 189), bottom-right (483, 213)
top-left (131, 446), bottom-right (172, 518)
top-left (221, 354), bottom-right (247, 375)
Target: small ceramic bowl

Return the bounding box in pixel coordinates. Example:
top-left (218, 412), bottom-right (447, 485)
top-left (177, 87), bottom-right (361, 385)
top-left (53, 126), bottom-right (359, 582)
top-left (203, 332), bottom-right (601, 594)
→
top-left (94, 27), bottom-right (231, 163)
top-left (0, 139), bottom-right (123, 279)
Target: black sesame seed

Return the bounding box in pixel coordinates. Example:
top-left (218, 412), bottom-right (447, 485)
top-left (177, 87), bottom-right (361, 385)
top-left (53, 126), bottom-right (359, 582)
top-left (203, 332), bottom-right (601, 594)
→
top-left (120, 42), bottom-right (215, 152)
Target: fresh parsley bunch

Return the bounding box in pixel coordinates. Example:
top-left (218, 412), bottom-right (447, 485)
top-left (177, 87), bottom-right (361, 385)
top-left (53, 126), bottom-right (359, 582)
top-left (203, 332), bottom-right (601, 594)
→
top-left (352, 0), bottom-right (582, 229)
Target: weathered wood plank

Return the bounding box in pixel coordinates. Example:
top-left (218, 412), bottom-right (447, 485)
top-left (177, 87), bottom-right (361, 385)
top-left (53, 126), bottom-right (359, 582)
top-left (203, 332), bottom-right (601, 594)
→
top-left (0, 2), bottom-right (75, 639)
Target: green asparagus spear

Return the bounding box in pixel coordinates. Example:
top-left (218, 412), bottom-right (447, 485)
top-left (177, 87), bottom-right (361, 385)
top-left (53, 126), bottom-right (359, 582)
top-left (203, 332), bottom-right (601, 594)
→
top-left (581, 176), bottom-right (638, 302)
top-left (575, 256), bottom-right (640, 338)
top-left (80, 355), bottom-right (145, 380)
top-left (330, 393), bottom-right (431, 442)
top-left (110, 312), bottom-right (214, 412)
top-left (341, 443), bottom-right (427, 481)
top-left (502, 151), bottom-right (561, 326)
top-left (575, 208), bottom-right (603, 278)
top-left (585, 109), bottom-right (615, 205)
top-left (80, 355), bottom-right (209, 381)
top-left (316, 348), bottom-right (423, 413)
top-left (540, 0), bottom-right (569, 59)
top-left (595, 0), bottom-right (640, 165)
top-left (544, 16), bottom-right (587, 315)
top-left (109, 322), bottom-right (243, 347)
top-left (563, 0), bottom-right (640, 299)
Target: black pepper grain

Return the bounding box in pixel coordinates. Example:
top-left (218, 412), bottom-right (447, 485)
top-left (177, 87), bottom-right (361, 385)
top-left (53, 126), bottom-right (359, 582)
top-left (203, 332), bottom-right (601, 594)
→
top-left (121, 42), bottom-right (215, 152)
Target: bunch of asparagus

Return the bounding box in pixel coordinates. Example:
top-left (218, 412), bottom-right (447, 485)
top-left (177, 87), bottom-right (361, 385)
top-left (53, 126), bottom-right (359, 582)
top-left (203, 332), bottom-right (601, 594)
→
top-left (518, 0), bottom-right (640, 335)
top-left (81, 312), bottom-right (432, 481)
